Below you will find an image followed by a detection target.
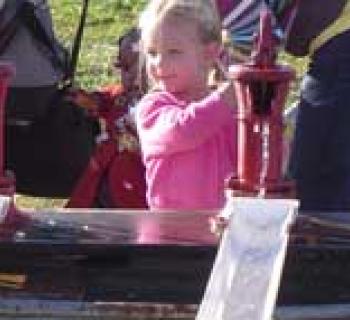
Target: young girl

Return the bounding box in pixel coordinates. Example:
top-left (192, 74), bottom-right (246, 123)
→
top-left (136, 0), bottom-right (237, 210)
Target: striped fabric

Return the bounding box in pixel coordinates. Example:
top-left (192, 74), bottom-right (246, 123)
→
top-left (220, 0), bottom-right (295, 61)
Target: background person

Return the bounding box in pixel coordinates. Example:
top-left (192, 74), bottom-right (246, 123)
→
top-left (66, 27), bottom-right (147, 208)
top-left (286, 0), bottom-right (350, 212)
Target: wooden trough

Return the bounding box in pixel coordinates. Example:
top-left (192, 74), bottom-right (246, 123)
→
top-left (0, 208), bottom-right (350, 319)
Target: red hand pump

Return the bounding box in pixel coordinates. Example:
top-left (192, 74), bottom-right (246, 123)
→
top-left (228, 9), bottom-right (295, 196)
top-left (0, 63), bottom-right (15, 197)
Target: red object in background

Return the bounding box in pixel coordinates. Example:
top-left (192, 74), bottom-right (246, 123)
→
top-left (0, 63), bottom-right (27, 226)
top-left (66, 85), bottom-right (147, 209)
top-left (107, 150), bottom-right (147, 208)
top-left (0, 63), bottom-right (15, 197)
top-left (228, 9), bottom-right (295, 196)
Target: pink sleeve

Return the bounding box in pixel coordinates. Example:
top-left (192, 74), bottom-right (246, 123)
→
top-left (136, 91), bottom-right (235, 155)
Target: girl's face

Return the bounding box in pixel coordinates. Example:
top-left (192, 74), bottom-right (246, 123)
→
top-left (143, 16), bottom-right (212, 101)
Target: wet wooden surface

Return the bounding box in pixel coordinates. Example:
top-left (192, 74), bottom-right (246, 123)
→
top-left (0, 209), bottom-right (218, 305)
top-left (0, 209), bottom-right (350, 318)
top-left (0, 209), bottom-right (217, 245)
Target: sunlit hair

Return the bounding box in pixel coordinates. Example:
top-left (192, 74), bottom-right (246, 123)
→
top-left (139, 0), bottom-right (222, 45)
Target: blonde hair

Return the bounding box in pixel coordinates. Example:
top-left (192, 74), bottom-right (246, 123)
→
top-left (139, 0), bottom-right (222, 45)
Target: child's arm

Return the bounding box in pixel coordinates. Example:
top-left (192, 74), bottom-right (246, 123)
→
top-left (136, 90), bottom-right (236, 155)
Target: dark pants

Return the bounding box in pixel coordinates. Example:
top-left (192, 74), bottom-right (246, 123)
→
top-left (290, 30), bottom-right (350, 212)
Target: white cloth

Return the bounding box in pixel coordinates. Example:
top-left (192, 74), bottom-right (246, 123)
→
top-left (0, 196), bottom-right (11, 224)
top-left (196, 197), bottom-right (298, 320)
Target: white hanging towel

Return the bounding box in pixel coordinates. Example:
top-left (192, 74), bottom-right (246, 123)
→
top-left (0, 196), bottom-right (11, 224)
top-left (196, 197), bottom-right (298, 320)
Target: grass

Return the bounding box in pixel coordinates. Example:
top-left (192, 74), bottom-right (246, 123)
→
top-left (15, 195), bottom-right (67, 209)
top-left (15, 0), bottom-right (307, 209)
top-left (50, 0), bottom-right (146, 89)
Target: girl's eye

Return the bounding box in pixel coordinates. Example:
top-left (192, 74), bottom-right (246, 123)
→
top-left (169, 48), bottom-right (181, 55)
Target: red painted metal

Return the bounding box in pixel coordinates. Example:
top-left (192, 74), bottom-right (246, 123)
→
top-left (0, 63), bottom-right (15, 197)
top-left (228, 9), bottom-right (295, 195)
top-left (65, 85), bottom-right (147, 209)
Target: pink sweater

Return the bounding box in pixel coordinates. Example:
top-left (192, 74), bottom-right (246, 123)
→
top-left (136, 91), bottom-right (237, 210)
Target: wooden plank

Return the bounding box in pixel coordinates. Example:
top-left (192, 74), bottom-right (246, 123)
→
top-left (0, 209), bottom-right (217, 245)
top-left (275, 304), bottom-right (350, 320)
top-left (1, 208), bottom-right (350, 311)
top-left (0, 299), bottom-right (198, 319)
top-left (1, 299), bottom-right (350, 319)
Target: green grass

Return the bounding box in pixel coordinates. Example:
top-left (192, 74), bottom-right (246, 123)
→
top-left (15, 195), bottom-right (67, 209)
top-left (15, 0), bottom-right (307, 209)
top-left (50, 0), bottom-right (147, 89)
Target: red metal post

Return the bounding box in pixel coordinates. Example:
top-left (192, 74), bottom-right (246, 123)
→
top-left (228, 9), bottom-right (295, 196)
top-left (0, 63), bottom-right (15, 197)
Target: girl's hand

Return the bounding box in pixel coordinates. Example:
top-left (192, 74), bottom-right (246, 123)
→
top-left (209, 215), bottom-right (229, 237)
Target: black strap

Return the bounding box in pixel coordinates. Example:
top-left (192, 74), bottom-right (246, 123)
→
top-left (68, 0), bottom-right (90, 85)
